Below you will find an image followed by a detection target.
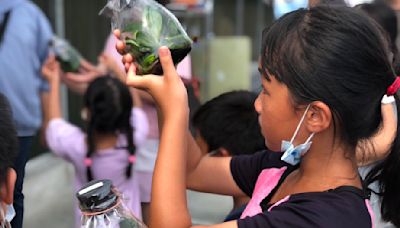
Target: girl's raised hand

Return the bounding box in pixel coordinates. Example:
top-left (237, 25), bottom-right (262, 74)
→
top-left (41, 55), bottom-right (61, 83)
top-left (113, 29), bottom-right (136, 72)
top-left (125, 46), bottom-right (188, 119)
top-left (113, 29), bottom-right (188, 117)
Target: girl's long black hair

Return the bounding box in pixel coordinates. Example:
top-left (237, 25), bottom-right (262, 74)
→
top-left (260, 6), bottom-right (400, 226)
top-left (84, 77), bottom-right (136, 181)
top-left (0, 93), bottom-right (17, 187)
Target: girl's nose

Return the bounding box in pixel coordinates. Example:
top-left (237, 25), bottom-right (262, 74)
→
top-left (254, 95), bottom-right (262, 114)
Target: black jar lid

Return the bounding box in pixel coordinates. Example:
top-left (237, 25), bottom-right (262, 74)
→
top-left (76, 179), bottom-right (119, 213)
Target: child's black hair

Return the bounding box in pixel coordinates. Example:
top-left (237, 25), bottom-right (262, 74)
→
top-left (0, 93), bottom-right (18, 186)
top-left (83, 77), bottom-right (135, 182)
top-left (260, 6), bottom-right (400, 225)
top-left (192, 90), bottom-right (266, 156)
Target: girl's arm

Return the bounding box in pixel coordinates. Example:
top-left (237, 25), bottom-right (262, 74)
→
top-left (42, 56), bottom-right (88, 161)
top-left (125, 46), bottom-right (239, 228)
top-left (125, 48), bottom-right (190, 227)
top-left (39, 92), bottom-right (50, 147)
top-left (356, 100), bottom-right (397, 166)
top-left (41, 56), bottom-right (62, 131)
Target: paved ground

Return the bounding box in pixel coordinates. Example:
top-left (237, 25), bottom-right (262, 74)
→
top-left (23, 153), bottom-right (232, 227)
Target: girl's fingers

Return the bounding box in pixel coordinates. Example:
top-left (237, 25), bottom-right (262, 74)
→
top-left (123, 54), bottom-right (134, 72)
top-left (116, 41), bottom-right (126, 55)
top-left (123, 53), bottom-right (133, 63)
top-left (44, 56), bottom-right (54, 65)
top-left (126, 64), bottom-right (150, 90)
top-left (125, 63), bottom-right (131, 72)
top-left (158, 47), bottom-right (176, 80)
top-left (113, 29), bottom-right (121, 39)
top-left (54, 61), bottom-right (60, 70)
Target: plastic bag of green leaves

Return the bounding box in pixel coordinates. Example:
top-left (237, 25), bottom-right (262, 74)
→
top-left (50, 36), bottom-right (82, 73)
top-left (99, 0), bottom-right (192, 75)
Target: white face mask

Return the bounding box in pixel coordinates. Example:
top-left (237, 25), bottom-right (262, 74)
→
top-left (281, 105), bottom-right (315, 165)
top-left (4, 204), bottom-right (15, 223)
top-left (0, 204), bottom-right (15, 228)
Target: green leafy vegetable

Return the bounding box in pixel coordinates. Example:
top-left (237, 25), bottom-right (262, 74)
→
top-left (123, 23), bottom-right (142, 34)
top-left (52, 36), bottom-right (82, 73)
top-left (144, 6), bottom-right (162, 41)
top-left (121, 5), bottom-right (192, 75)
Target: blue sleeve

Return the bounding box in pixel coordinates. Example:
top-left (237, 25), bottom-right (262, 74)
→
top-left (35, 6), bottom-right (53, 92)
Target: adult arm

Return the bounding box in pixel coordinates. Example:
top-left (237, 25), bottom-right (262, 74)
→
top-left (356, 100), bottom-right (397, 166)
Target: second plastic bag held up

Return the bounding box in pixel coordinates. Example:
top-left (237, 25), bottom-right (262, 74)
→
top-left (100, 0), bottom-right (193, 75)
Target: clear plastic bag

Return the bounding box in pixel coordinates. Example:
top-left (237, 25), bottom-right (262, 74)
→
top-left (77, 179), bottom-right (147, 228)
top-left (100, 0), bottom-right (192, 75)
top-left (50, 36), bottom-right (82, 73)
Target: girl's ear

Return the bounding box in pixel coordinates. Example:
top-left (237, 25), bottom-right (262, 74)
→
top-left (305, 101), bottom-right (332, 133)
top-left (0, 168), bottom-right (16, 204)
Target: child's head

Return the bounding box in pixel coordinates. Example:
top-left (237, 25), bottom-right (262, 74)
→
top-left (0, 93), bottom-right (17, 205)
top-left (83, 77), bottom-right (135, 181)
top-left (257, 6), bottom-right (393, 150)
top-left (256, 6), bottom-right (399, 225)
top-left (83, 76), bottom-right (133, 135)
top-left (192, 91), bottom-right (266, 156)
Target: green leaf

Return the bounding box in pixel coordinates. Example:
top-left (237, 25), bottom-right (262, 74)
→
top-left (135, 31), bottom-right (158, 48)
top-left (144, 6), bottom-right (163, 41)
top-left (123, 23), bottom-right (142, 34)
top-left (141, 53), bottom-right (157, 69)
top-left (126, 36), bottom-right (153, 51)
top-left (125, 39), bottom-right (140, 48)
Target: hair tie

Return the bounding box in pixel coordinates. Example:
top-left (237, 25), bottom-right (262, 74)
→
top-left (128, 155), bottom-right (136, 164)
top-left (386, 77), bottom-right (400, 96)
top-left (84, 158), bottom-right (92, 167)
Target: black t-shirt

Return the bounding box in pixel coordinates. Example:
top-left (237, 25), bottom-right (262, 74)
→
top-left (230, 150), bottom-right (373, 228)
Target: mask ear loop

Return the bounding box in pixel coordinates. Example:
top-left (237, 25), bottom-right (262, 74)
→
top-left (304, 133), bottom-right (315, 144)
top-left (289, 105), bottom-right (312, 144)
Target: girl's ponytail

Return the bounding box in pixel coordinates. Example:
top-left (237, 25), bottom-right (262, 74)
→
top-left (125, 124), bottom-right (136, 179)
top-left (85, 119), bottom-right (96, 182)
top-left (83, 77), bottom-right (135, 181)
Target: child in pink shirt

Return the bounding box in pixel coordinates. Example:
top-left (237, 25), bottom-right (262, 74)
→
top-left (41, 56), bottom-right (148, 227)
